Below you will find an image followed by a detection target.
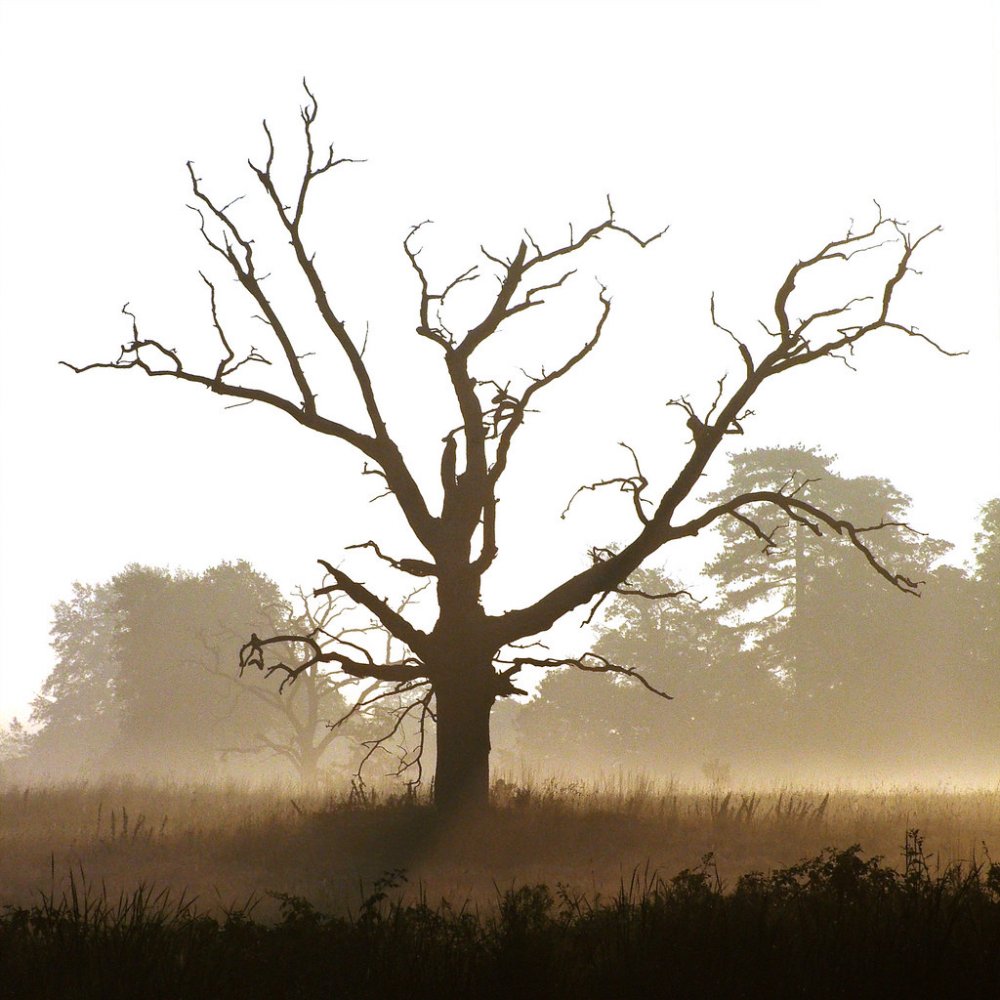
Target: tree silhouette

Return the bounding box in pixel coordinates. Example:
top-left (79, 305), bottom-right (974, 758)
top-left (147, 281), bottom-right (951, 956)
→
top-left (705, 447), bottom-right (950, 698)
top-left (65, 86), bottom-right (959, 811)
top-left (27, 579), bottom-right (126, 775)
top-left (972, 499), bottom-right (1000, 644)
top-left (705, 446), bottom-right (953, 771)
top-left (24, 562), bottom-right (360, 782)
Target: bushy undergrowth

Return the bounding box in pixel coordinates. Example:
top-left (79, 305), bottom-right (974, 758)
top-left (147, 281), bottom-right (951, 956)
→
top-left (3, 832), bottom-right (1000, 999)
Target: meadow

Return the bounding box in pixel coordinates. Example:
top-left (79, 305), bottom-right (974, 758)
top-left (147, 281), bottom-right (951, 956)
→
top-left (5, 777), bottom-right (1000, 997)
top-left (4, 776), bottom-right (1000, 915)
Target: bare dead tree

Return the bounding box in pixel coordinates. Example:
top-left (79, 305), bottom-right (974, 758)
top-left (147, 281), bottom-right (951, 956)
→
top-left (64, 85), bottom-right (961, 812)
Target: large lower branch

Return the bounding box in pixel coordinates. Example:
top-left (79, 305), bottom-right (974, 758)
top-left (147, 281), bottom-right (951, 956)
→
top-left (492, 212), bottom-right (946, 645)
top-left (240, 630), bottom-right (428, 692)
top-left (315, 560), bottom-right (429, 655)
top-left (498, 652), bottom-right (673, 700)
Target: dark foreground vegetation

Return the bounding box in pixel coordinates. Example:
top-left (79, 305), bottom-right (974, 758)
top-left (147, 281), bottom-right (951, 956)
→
top-left (2, 832), bottom-right (1000, 999)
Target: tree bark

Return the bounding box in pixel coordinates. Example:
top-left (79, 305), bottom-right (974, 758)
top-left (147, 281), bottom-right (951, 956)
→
top-left (432, 672), bottom-right (494, 813)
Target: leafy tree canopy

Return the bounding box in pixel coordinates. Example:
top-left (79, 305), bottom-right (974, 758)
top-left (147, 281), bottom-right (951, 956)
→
top-left (25, 562), bottom-right (357, 782)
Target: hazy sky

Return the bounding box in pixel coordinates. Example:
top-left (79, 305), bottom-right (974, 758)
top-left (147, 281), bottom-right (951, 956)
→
top-left (1, 0), bottom-right (998, 727)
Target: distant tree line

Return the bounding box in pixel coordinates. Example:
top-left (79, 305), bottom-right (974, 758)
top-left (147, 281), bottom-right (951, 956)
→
top-left (512, 446), bottom-right (1000, 784)
top-left (1, 562), bottom-right (383, 785)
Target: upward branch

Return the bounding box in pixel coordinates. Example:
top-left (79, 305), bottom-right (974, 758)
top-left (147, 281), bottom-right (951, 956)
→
top-left (408, 204), bottom-right (665, 571)
top-left (245, 87), bottom-right (438, 551)
top-left (492, 211), bottom-right (952, 645)
top-left (186, 160), bottom-right (318, 416)
top-left (65, 83), bottom-right (441, 555)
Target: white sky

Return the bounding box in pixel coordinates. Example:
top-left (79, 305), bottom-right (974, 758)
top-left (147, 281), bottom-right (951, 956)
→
top-left (1, 0), bottom-right (998, 727)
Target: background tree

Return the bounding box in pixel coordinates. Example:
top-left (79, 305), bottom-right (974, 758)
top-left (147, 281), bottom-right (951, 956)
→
top-left (110, 562), bottom-right (295, 776)
top-left (971, 499), bottom-right (1000, 656)
top-left (942, 499), bottom-right (1000, 769)
top-left (705, 448), bottom-right (948, 679)
top-left (27, 580), bottom-right (124, 775)
top-left (518, 453), bottom-right (998, 784)
top-left (515, 569), bottom-right (747, 777)
top-left (66, 88), bottom-right (957, 810)
top-left (0, 718), bottom-right (31, 777)
top-left (21, 561), bottom-right (363, 783)
top-left (703, 446), bottom-right (953, 773)
top-left (219, 585), bottom-right (409, 787)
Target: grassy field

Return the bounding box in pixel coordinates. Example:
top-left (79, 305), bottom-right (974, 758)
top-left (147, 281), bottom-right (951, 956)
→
top-left (5, 778), bottom-right (1000, 997)
top-left (4, 775), bottom-right (1000, 918)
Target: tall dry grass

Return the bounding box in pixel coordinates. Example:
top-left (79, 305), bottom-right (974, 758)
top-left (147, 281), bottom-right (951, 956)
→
top-left (4, 774), bottom-right (1000, 920)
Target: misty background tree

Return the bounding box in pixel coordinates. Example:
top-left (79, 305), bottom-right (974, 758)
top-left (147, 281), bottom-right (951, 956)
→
top-left (970, 500), bottom-right (1000, 672)
top-left (515, 568), bottom-right (747, 776)
top-left (220, 582), bottom-right (430, 788)
top-left (65, 87), bottom-right (959, 811)
top-left (27, 578), bottom-right (123, 774)
top-left (21, 562), bottom-right (366, 784)
top-left (703, 446), bottom-right (953, 769)
top-left (210, 583), bottom-right (388, 787)
top-left (520, 449), bottom-right (1000, 782)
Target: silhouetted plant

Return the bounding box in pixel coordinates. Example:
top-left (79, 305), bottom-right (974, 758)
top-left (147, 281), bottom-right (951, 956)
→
top-left (6, 834), bottom-right (1000, 998)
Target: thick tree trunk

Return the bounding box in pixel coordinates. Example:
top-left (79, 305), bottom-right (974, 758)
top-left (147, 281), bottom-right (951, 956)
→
top-left (432, 674), bottom-right (494, 813)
